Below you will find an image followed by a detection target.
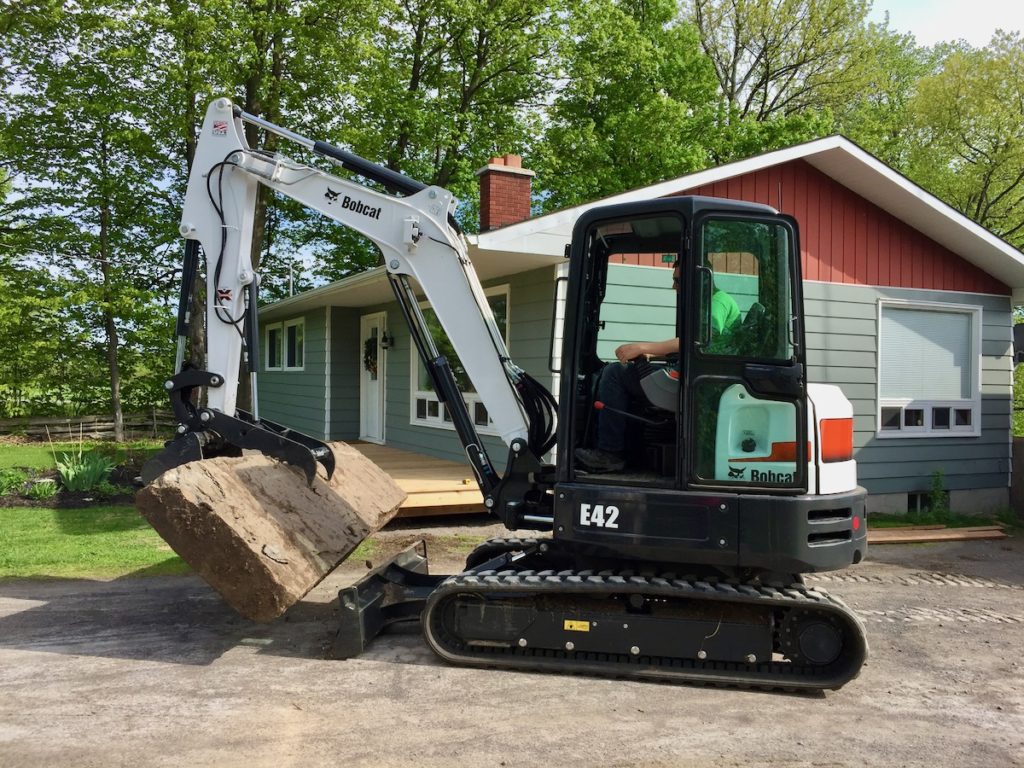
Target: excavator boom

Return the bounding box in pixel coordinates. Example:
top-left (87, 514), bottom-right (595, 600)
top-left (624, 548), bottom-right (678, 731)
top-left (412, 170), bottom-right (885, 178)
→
top-left (145, 98), bottom-right (552, 495)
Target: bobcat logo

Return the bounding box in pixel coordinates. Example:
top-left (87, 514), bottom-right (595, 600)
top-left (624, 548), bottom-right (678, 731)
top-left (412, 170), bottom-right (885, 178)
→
top-left (325, 187), bottom-right (340, 202)
top-left (728, 465), bottom-right (746, 479)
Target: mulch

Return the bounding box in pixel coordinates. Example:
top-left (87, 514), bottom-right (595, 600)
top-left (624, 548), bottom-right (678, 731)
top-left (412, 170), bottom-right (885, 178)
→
top-left (1, 466), bottom-right (139, 509)
top-left (0, 490), bottom-right (137, 509)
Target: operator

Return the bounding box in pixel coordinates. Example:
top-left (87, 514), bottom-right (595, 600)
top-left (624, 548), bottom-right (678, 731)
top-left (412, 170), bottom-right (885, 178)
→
top-left (574, 262), bottom-right (740, 473)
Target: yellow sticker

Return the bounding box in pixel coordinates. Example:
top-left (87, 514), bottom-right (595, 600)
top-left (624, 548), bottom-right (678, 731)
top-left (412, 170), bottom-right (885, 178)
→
top-left (563, 619), bottom-right (590, 632)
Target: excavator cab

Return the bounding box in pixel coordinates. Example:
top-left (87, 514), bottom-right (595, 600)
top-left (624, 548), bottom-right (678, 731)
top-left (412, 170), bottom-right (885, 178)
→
top-left (563, 196), bottom-right (809, 492)
top-left (552, 196), bottom-right (865, 576)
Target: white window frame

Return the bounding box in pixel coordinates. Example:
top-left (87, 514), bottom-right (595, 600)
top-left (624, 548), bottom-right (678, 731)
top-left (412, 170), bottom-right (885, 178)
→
top-left (876, 299), bottom-right (982, 439)
top-left (283, 317), bottom-right (305, 371)
top-left (264, 322), bottom-right (283, 371)
top-left (410, 284), bottom-right (510, 436)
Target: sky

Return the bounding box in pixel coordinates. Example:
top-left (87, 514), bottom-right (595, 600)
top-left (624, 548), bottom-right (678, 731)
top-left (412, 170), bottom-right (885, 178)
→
top-left (868, 0), bottom-right (1024, 47)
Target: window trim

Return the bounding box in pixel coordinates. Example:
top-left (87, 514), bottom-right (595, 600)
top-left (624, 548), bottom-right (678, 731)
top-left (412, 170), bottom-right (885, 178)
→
top-left (283, 317), bottom-right (305, 371)
top-left (264, 322), bottom-right (283, 371)
top-left (875, 299), bottom-right (982, 439)
top-left (410, 284), bottom-right (511, 436)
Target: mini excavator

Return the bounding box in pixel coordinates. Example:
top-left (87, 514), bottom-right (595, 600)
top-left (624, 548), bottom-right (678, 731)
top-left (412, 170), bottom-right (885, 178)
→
top-left (146, 98), bottom-right (868, 690)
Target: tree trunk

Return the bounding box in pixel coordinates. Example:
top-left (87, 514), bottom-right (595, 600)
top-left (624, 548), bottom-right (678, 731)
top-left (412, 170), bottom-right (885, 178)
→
top-left (98, 134), bottom-right (124, 442)
top-left (102, 297), bottom-right (124, 442)
top-left (236, 1), bottom-right (286, 415)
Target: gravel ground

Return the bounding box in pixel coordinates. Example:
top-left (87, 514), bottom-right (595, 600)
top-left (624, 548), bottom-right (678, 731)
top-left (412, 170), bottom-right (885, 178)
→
top-left (0, 525), bottom-right (1021, 768)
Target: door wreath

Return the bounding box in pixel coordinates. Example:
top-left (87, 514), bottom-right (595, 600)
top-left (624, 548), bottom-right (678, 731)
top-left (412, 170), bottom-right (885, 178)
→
top-left (363, 336), bottom-right (378, 378)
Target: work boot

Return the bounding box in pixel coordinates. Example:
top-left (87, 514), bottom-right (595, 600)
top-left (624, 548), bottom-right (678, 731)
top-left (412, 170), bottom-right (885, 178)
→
top-left (574, 447), bottom-right (626, 473)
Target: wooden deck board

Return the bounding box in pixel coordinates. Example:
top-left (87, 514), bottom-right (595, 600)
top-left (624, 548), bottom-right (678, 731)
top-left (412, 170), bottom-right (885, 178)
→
top-left (349, 442), bottom-right (485, 515)
top-left (868, 526), bottom-right (1007, 544)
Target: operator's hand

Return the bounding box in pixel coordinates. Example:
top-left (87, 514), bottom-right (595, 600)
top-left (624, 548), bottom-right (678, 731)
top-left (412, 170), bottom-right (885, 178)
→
top-left (615, 343), bottom-right (647, 363)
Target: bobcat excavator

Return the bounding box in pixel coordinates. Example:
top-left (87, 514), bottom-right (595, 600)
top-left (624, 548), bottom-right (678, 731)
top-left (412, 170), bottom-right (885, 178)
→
top-left (144, 97), bottom-right (869, 691)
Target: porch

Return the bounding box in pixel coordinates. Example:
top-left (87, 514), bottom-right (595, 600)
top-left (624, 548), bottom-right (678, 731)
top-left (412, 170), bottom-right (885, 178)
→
top-left (350, 442), bottom-right (486, 517)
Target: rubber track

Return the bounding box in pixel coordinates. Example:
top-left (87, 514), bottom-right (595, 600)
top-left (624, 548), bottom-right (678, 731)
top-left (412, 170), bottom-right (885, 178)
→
top-left (423, 567), bottom-right (869, 691)
top-left (464, 537), bottom-right (544, 569)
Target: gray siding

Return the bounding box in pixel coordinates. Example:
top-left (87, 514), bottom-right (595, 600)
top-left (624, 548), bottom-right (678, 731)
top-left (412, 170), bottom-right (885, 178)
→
top-left (599, 265), bottom-right (674, 358)
top-left (804, 282), bottom-right (1012, 495)
top-left (329, 307), bottom-right (360, 439)
top-left (258, 267), bottom-right (1013, 499)
top-left (258, 307), bottom-right (328, 439)
top-left (330, 267), bottom-right (557, 463)
top-left (598, 266), bottom-right (759, 359)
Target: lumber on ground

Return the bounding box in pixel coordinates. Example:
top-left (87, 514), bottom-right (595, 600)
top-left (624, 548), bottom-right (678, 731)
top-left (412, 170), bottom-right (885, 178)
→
top-left (136, 442), bottom-right (406, 621)
top-left (868, 526), bottom-right (1007, 545)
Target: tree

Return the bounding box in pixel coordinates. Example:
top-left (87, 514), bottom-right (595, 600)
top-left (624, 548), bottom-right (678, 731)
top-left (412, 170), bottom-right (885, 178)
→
top-left (905, 33), bottom-right (1024, 247)
top-left (686, 0), bottom-right (873, 122)
top-left (0, 1), bottom-right (178, 436)
top-left (536, 0), bottom-right (719, 209)
top-left (345, 0), bottom-right (562, 218)
top-left (832, 21), bottom-right (938, 170)
top-left (143, 0), bottom-right (375, 369)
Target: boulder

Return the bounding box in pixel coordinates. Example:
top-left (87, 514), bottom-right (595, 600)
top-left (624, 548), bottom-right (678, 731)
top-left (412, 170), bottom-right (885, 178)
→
top-left (136, 442), bottom-right (406, 621)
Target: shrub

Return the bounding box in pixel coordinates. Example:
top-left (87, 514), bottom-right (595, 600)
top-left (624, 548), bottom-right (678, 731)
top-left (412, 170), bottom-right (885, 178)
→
top-left (25, 479), bottom-right (58, 500)
top-left (0, 468), bottom-right (28, 495)
top-left (928, 469), bottom-right (951, 522)
top-left (55, 450), bottom-right (116, 492)
top-left (92, 479), bottom-right (126, 499)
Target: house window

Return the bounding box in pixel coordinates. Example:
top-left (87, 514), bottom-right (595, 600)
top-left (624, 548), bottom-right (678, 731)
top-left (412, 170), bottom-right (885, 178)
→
top-left (265, 323), bottom-right (282, 370)
top-left (411, 285), bottom-right (509, 434)
top-left (284, 319), bottom-right (304, 370)
top-left (265, 318), bottom-right (304, 371)
top-left (877, 301), bottom-right (981, 438)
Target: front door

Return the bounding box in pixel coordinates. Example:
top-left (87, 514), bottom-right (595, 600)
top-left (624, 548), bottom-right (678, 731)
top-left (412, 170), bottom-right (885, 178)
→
top-left (359, 312), bottom-right (386, 443)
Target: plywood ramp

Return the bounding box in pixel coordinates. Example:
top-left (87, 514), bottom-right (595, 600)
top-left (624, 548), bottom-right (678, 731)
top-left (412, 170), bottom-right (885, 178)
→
top-left (868, 525), bottom-right (1007, 545)
top-left (349, 442), bottom-right (486, 516)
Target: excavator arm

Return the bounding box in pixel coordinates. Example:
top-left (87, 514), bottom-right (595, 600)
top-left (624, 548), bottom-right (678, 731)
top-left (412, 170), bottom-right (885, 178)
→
top-left (145, 98), bottom-right (556, 516)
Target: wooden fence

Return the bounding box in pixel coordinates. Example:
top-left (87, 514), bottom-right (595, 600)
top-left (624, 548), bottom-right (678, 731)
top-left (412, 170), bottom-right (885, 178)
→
top-left (0, 411), bottom-right (176, 440)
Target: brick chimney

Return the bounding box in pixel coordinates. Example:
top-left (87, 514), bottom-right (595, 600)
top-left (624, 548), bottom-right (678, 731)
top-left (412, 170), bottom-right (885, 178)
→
top-left (476, 153), bottom-right (534, 231)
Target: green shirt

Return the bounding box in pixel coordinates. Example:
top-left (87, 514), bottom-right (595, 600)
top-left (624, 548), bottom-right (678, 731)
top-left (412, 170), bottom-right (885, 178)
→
top-left (711, 288), bottom-right (741, 334)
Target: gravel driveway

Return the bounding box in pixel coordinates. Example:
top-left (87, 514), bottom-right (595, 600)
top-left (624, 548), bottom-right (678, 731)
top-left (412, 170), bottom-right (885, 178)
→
top-left (0, 528), bottom-right (1021, 768)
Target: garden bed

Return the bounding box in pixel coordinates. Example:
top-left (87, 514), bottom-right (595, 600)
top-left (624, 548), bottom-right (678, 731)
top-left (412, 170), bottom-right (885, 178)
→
top-left (0, 438), bottom-right (161, 509)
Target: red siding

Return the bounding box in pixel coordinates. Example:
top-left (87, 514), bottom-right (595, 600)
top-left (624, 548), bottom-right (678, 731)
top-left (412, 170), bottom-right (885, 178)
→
top-left (666, 159), bottom-right (1012, 295)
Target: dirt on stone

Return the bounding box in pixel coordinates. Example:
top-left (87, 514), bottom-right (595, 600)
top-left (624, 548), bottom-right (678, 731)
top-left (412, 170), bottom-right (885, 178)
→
top-left (136, 441), bottom-right (407, 621)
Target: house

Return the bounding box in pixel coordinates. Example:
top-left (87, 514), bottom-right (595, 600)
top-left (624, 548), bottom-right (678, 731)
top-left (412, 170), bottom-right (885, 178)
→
top-left (257, 137), bottom-right (1024, 516)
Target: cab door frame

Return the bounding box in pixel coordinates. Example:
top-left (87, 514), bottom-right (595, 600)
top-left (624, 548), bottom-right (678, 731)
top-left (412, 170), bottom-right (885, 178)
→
top-left (681, 211), bottom-right (809, 494)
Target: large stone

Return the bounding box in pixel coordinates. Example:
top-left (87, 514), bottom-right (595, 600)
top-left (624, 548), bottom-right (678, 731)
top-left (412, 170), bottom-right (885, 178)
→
top-left (136, 442), bottom-right (406, 621)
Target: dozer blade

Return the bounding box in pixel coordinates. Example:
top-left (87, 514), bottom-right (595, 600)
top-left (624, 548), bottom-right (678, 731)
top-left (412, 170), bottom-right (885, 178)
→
top-left (142, 410), bottom-right (335, 486)
top-left (136, 441), bottom-right (407, 622)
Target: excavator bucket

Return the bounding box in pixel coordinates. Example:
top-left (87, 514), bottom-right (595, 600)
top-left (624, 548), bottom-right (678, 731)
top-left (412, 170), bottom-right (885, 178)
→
top-left (142, 402), bottom-right (337, 487)
top-left (136, 441), bottom-right (406, 621)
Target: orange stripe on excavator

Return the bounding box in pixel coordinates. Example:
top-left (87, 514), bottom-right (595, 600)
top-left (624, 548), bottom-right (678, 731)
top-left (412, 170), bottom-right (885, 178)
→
top-left (730, 419), bottom-right (853, 465)
top-left (731, 442), bottom-right (811, 463)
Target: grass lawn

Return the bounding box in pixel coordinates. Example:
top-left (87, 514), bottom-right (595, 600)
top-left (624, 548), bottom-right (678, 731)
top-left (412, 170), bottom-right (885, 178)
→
top-left (0, 439), bottom-right (165, 471)
top-left (0, 505), bottom-right (189, 580)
